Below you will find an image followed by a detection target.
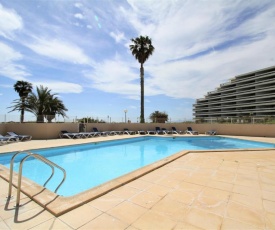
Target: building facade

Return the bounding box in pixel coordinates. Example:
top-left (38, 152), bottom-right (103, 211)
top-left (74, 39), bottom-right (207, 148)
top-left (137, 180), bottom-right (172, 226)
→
top-left (193, 66), bottom-right (275, 122)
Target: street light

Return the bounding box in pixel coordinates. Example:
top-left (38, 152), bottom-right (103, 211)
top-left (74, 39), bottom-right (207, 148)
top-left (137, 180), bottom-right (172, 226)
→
top-left (124, 109), bottom-right (128, 123)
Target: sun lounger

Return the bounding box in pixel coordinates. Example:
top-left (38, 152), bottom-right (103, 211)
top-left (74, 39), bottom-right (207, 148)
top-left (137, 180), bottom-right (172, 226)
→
top-left (205, 130), bottom-right (217, 135)
top-left (171, 127), bottom-right (183, 134)
top-left (155, 127), bottom-right (165, 135)
top-left (92, 128), bottom-right (110, 136)
top-left (161, 128), bottom-right (173, 134)
top-left (111, 131), bottom-right (123, 135)
top-left (137, 130), bottom-right (146, 135)
top-left (0, 134), bottom-right (19, 142)
top-left (6, 132), bottom-right (32, 141)
top-left (59, 130), bottom-right (82, 139)
top-left (185, 127), bottom-right (199, 135)
top-left (123, 128), bottom-right (136, 135)
top-left (147, 130), bottom-right (156, 134)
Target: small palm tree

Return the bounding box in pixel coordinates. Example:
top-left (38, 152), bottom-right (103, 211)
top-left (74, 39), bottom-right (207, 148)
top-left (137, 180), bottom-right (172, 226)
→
top-left (149, 111), bottom-right (168, 123)
top-left (130, 35), bottom-right (155, 123)
top-left (45, 95), bottom-right (68, 123)
top-left (26, 85), bottom-right (67, 123)
top-left (12, 81), bottom-right (33, 123)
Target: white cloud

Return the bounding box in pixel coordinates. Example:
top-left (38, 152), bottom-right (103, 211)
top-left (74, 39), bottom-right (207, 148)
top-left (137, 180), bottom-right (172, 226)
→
top-left (83, 57), bottom-right (142, 98)
top-left (34, 81), bottom-right (83, 94)
top-left (27, 38), bottom-right (92, 65)
top-left (110, 31), bottom-right (126, 43)
top-left (117, 0), bottom-right (275, 99)
top-left (147, 32), bottom-right (275, 99)
top-left (0, 42), bottom-right (30, 80)
top-left (74, 13), bottom-right (84, 19)
top-left (74, 3), bottom-right (83, 8)
top-left (0, 4), bottom-right (23, 39)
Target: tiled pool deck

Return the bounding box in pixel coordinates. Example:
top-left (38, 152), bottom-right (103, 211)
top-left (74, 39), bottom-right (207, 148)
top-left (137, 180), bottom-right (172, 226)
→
top-left (0, 135), bottom-right (275, 229)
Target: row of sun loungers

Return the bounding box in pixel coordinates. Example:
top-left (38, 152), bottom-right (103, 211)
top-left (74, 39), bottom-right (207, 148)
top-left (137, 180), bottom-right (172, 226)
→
top-left (0, 132), bottom-right (32, 145)
top-left (59, 127), bottom-right (216, 139)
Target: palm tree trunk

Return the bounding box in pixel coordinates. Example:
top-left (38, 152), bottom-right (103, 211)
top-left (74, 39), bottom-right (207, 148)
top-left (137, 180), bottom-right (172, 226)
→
top-left (20, 97), bottom-right (25, 123)
top-left (140, 64), bottom-right (145, 123)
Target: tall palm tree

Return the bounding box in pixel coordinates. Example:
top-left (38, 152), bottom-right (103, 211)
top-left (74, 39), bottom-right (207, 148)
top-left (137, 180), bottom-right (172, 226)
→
top-left (26, 85), bottom-right (67, 123)
top-left (130, 35), bottom-right (154, 123)
top-left (12, 81), bottom-right (33, 123)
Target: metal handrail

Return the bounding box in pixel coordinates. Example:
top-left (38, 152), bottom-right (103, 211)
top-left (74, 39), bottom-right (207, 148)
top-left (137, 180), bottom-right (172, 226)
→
top-left (7, 151), bottom-right (66, 206)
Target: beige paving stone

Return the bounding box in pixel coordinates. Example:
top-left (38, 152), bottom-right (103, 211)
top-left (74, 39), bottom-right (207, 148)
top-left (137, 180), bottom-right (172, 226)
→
top-left (212, 170), bottom-right (236, 183)
top-left (139, 170), bottom-right (165, 183)
top-left (0, 179), bottom-right (9, 195)
top-left (193, 195), bottom-right (227, 217)
top-left (261, 182), bottom-right (275, 192)
top-left (126, 179), bottom-right (152, 190)
top-left (192, 168), bottom-right (216, 178)
top-left (174, 221), bottom-right (203, 230)
top-left (177, 181), bottom-right (203, 193)
top-left (109, 185), bottom-right (140, 199)
top-left (167, 169), bottom-right (192, 181)
top-left (183, 175), bottom-right (209, 186)
top-left (185, 207), bottom-right (223, 230)
top-left (4, 207), bottom-right (54, 230)
top-left (238, 166), bottom-right (259, 174)
top-left (207, 180), bottom-right (233, 192)
top-left (221, 218), bottom-right (261, 230)
top-left (233, 184), bottom-right (262, 197)
top-left (107, 201), bottom-right (147, 225)
top-left (125, 225), bottom-right (139, 230)
top-left (259, 172), bottom-right (275, 185)
top-left (0, 187), bottom-right (27, 207)
top-left (230, 193), bottom-right (263, 211)
top-left (58, 204), bottom-right (102, 229)
top-left (166, 160), bottom-right (189, 169)
top-left (200, 187), bottom-right (231, 201)
top-left (226, 201), bottom-right (265, 228)
top-left (0, 219), bottom-right (9, 230)
top-left (151, 197), bottom-right (190, 222)
top-left (132, 210), bottom-right (177, 230)
top-left (145, 183), bottom-right (173, 197)
top-left (155, 176), bottom-right (181, 188)
top-left (78, 213), bottom-right (128, 230)
top-left (259, 166), bottom-right (275, 174)
top-left (263, 200), bottom-right (275, 214)
top-left (262, 190), bottom-right (275, 202)
top-left (238, 162), bottom-right (258, 170)
top-left (220, 160), bottom-right (239, 169)
top-left (87, 193), bottom-right (124, 212)
top-left (30, 218), bottom-right (73, 229)
top-left (265, 212), bottom-right (275, 229)
top-left (129, 191), bottom-right (161, 209)
top-left (0, 197), bottom-right (40, 221)
top-left (200, 159), bottom-right (221, 170)
top-left (165, 189), bottom-right (196, 205)
top-left (234, 175), bottom-right (261, 189)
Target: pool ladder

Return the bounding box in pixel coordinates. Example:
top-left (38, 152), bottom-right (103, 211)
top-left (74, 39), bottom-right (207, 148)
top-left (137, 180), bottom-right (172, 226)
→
top-left (7, 151), bottom-right (66, 207)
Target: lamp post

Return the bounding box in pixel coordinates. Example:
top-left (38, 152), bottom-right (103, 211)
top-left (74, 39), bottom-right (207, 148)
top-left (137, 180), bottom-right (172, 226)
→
top-left (124, 109), bottom-right (128, 123)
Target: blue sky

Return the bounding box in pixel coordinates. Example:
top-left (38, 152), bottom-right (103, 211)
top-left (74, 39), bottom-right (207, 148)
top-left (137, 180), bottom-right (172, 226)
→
top-left (0, 0), bottom-right (275, 122)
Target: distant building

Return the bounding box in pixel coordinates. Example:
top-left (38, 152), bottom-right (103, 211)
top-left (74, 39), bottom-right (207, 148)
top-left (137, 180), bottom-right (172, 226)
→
top-left (193, 66), bottom-right (275, 122)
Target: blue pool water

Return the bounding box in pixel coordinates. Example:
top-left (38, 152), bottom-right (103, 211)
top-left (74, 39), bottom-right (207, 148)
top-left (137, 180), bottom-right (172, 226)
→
top-left (0, 136), bottom-right (274, 196)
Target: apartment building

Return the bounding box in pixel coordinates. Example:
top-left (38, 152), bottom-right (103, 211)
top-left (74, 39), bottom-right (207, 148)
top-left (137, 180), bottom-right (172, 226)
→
top-left (193, 65), bottom-right (275, 121)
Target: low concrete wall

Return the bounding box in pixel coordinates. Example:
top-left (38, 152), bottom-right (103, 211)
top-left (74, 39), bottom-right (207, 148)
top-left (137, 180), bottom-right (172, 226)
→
top-left (0, 123), bottom-right (274, 139)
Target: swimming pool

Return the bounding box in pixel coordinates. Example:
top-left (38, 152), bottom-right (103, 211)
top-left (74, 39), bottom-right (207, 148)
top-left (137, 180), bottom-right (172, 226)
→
top-left (0, 136), bottom-right (274, 197)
